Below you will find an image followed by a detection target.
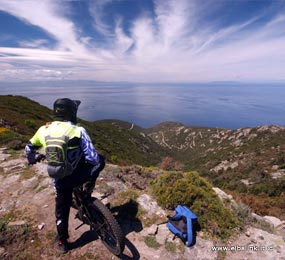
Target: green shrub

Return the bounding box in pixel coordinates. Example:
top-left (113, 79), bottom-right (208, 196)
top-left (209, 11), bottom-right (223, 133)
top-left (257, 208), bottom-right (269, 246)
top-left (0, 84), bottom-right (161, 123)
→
top-left (0, 128), bottom-right (16, 142)
top-left (165, 241), bottom-right (177, 252)
top-left (111, 155), bottom-right (119, 163)
top-left (144, 235), bottom-right (161, 249)
top-left (24, 119), bottom-right (36, 129)
top-left (0, 128), bottom-right (27, 149)
top-left (151, 171), bottom-right (239, 239)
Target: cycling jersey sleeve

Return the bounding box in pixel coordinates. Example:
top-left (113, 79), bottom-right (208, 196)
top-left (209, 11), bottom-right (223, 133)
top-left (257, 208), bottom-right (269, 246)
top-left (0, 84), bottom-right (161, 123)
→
top-left (80, 127), bottom-right (100, 165)
top-left (24, 126), bottom-right (45, 164)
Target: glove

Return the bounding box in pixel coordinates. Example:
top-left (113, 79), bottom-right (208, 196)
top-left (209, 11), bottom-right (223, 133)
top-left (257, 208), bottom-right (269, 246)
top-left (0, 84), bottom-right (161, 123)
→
top-left (27, 153), bottom-right (37, 165)
top-left (25, 143), bottom-right (36, 165)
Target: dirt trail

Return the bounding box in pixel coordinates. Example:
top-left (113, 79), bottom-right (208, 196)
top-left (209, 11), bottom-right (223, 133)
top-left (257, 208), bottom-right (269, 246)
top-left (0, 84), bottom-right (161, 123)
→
top-left (0, 149), bottom-right (194, 260)
top-left (1, 148), bottom-right (285, 260)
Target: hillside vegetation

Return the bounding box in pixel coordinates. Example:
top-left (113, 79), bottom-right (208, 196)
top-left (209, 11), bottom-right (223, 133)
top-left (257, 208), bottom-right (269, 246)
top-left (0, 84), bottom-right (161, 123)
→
top-left (147, 122), bottom-right (285, 219)
top-left (1, 95), bottom-right (285, 219)
top-left (0, 95), bottom-right (166, 166)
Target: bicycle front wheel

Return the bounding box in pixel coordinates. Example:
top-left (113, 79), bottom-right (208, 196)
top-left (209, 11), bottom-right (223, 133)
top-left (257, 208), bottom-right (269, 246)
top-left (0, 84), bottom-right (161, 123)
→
top-left (89, 199), bottom-right (125, 256)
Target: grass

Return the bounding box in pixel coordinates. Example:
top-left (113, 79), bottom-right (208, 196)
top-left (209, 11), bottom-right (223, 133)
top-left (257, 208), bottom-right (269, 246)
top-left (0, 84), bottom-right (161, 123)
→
top-left (0, 209), bottom-right (39, 260)
top-left (77, 253), bottom-right (100, 260)
top-left (35, 184), bottom-right (48, 193)
top-left (113, 189), bottom-right (139, 204)
top-left (144, 235), bottom-right (161, 249)
top-left (45, 230), bottom-right (57, 241)
top-left (139, 212), bottom-right (166, 228)
top-left (20, 166), bottom-right (36, 180)
top-left (165, 241), bottom-right (177, 253)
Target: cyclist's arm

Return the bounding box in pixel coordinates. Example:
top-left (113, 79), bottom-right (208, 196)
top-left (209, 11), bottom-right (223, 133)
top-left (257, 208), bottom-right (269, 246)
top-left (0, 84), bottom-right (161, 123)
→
top-left (24, 126), bottom-right (45, 164)
top-left (80, 128), bottom-right (100, 165)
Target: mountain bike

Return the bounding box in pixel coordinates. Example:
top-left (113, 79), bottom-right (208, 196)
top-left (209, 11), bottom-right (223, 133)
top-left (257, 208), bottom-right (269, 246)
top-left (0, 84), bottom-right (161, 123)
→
top-left (34, 154), bottom-right (125, 256)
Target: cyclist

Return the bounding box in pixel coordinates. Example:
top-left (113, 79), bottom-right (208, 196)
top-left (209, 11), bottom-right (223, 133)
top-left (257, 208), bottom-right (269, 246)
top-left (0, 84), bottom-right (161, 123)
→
top-left (25, 98), bottom-right (105, 254)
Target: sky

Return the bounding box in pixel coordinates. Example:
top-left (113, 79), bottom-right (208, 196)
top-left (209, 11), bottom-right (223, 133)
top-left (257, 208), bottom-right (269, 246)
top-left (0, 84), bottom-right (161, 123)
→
top-left (0, 0), bottom-right (285, 83)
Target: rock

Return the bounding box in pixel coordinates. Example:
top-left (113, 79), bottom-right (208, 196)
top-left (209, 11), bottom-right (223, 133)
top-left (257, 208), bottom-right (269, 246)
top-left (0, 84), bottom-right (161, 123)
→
top-left (106, 181), bottom-right (127, 192)
top-left (252, 212), bottom-right (264, 222)
top-left (2, 174), bottom-right (20, 185)
top-left (251, 238), bottom-right (257, 244)
top-left (225, 227), bottom-right (285, 260)
top-left (212, 187), bottom-right (239, 210)
top-left (1, 198), bottom-right (16, 212)
top-left (0, 158), bottom-right (26, 173)
top-left (257, 125), bottom-right (284, 133)
top-left (39, 177), bottom-right (51, 188)
top-left (213, 187), bottom-right (233, 201)
top-left (34, 163), bottom-right (48, 176)
top-left (272, 165), bottom-right (279, 170)
top-left (211, 160), bottom-right (239, 172)
top-left (184, 237), bottom-right (218, 260)
top-left (8, 220), bottom-right (26, 226)
top-left (137, 194), bottom-right (166, 217)
top-left (154, 224), bottom-right (171, 245)
top-left (21, 177), bottom-right (39, 189)
top-left (38, 223), bottom-right (45, 230)
top-left (264, 216), bottom-right (284, 228)
top-left (0, 247), bottom-right (5, 256)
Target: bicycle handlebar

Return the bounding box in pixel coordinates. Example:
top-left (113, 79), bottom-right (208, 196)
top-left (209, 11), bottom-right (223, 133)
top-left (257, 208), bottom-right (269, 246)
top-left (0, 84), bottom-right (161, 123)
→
top-left (35, 153), bottom-right (46, 163)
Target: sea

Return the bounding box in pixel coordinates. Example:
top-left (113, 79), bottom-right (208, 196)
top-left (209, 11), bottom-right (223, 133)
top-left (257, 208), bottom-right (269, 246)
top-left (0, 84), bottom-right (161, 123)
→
top-left (1, 81), bottom-right (285, 130)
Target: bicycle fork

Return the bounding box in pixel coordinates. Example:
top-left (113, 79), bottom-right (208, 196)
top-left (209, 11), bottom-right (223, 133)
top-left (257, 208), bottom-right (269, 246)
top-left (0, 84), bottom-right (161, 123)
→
top-left (74, 203), bottom-right (98, 231)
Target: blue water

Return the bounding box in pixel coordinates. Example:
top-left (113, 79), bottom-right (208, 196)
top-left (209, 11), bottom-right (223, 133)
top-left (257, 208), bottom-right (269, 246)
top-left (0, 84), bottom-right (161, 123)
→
top-left (1, 81), bottom-right (284, 129)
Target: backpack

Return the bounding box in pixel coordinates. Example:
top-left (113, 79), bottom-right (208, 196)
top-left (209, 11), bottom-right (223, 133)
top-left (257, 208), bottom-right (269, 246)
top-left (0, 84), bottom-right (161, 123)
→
top-left (167, 205), bottom-right (198, 247)
top-left (45, 123), bottom-right (76, 180)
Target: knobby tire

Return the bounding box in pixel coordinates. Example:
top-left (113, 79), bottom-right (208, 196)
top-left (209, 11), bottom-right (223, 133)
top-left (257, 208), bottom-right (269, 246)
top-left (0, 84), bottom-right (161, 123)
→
top-left (89, 199), bottom-right (125, 256)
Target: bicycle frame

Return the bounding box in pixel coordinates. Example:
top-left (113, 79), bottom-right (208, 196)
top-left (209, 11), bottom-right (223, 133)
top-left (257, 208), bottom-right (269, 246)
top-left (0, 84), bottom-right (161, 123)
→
top-left (72, 187), bottom-right (96, 229)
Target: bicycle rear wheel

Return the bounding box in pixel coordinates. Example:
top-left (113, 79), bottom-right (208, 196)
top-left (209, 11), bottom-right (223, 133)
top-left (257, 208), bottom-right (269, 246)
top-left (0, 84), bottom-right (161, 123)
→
top-left (88, 199), bottom-right (125, 256)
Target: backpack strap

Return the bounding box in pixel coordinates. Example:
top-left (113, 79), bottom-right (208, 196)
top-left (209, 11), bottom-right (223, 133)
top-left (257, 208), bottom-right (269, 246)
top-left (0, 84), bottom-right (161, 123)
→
top-left (180, 205), bottom-right (198, 246)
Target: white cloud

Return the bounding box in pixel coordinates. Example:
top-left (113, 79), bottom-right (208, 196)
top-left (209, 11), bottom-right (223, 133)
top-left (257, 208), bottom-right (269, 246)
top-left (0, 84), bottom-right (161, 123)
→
top-left (0, 0), bottom-right (284, 82)
top-left (154, 0), bottom-right (191, 49)
top-left (114, 18), bottom-right (134, 54)
top-left (18, 39), bottom-right (51, 49)
top-left (0, 0), bottom-right (88, 54)
top-left (88, 0), bottom-right (115, 37)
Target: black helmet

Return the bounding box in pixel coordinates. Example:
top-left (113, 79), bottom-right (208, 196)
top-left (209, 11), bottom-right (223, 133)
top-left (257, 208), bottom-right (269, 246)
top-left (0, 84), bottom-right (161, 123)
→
top-left (53, 98), bottom-right (81, 124)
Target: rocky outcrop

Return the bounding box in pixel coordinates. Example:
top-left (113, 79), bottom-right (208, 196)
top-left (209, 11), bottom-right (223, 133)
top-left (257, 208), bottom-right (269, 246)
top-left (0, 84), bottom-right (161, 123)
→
top-left (1, 149), bottom-right (285, 259)
top-left (148, 124), bottom-right (285, 151)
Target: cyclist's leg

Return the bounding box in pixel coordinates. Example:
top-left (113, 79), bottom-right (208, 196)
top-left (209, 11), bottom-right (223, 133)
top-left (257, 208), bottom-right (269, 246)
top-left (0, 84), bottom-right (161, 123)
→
top-left (85, 155), bottom-right (105, 195)
top-left (72, 154), bottom-right (105, 195)
top-left (90, 154), bottom-right (105, 181)
top-left (52, 155), bottom-right (105, 244)
top-left (54, 180), bottom-right (73, 242)
top-left (91, 154), bottom-right (106, 180)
